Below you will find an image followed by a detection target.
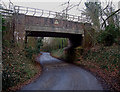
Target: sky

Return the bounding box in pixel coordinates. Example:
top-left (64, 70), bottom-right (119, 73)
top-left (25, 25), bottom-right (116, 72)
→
top-left (1, 0), bottom-right (120, 16)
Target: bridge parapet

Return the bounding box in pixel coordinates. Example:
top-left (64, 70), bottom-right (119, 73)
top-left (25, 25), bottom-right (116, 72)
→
top-left (13, 5), bottom-right (89, 23)
top-left (25, 15), bottom-right (84, 34)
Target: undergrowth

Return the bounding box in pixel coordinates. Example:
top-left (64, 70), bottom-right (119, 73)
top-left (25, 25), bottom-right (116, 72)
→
top-left (2, 44), bottom-right (39, 91)
top-left (75, 45), bottom-right (120, 91)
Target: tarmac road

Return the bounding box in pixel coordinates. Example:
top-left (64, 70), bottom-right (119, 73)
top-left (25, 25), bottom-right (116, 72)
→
top-left (20, 52), bottom-right (103, 90)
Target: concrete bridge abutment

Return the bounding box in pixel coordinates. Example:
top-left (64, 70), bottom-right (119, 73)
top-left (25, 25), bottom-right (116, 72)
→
top-left (64, 35), bottom-right (83, 63)
top-left (13, 14), bottom-right (26, 49)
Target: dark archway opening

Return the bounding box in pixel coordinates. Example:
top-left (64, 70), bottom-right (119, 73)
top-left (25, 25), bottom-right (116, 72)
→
top-left (25, 31), bottom-right (83, 63)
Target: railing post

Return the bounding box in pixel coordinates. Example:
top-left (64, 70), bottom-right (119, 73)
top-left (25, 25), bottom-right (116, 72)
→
top-left (40, 10), bottom-right (43, 17)
top-left (47, 11), bottom-right (51, 17)
top-left (78, 16), bottom-right (80, 22)
top-left (14, 6), bottom-right (19, 13)
top-left (73, 15), bottom-right (74, 20)
top-left (17, 6), bottom-right (20, 13)
top-left (25, 7), bottom-right (28, 14)
top-left (67, 14), bottom-right (69, 20)
top-left (33, 9), bottom-right (36, 16)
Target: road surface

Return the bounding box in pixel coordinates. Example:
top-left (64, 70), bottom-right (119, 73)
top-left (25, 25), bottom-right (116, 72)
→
top-left (20, 52), bottom-right (103, 90)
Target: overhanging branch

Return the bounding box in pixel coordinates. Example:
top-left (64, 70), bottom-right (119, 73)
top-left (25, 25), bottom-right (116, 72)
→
top-left (102, 9), bottom-right (120, 27)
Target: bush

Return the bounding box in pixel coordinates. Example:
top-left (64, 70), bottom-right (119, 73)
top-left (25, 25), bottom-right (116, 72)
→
top-left (97, 31), bottom-right (114, 46)
top-left (97, 24), bottom-right (120, 46)
top-left (2, 46), bottom-right (39, 91)
top-left (75, 46), bottom-right (84, 57)
top-left (36, 38), bottom-right (43, 53)
top-left (24, 46), bottom-right (35, 59)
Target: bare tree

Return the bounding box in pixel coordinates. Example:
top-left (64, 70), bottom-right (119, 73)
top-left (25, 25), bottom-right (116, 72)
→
top-left (82, 1), bottom-right (101, 31)
top-left (60, 0), bottom-right (83, 18)
top-left (100, 1), bottom-right (120, 28)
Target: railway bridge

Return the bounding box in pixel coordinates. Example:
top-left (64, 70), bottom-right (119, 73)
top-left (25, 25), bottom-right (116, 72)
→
top-left (1, 5), bottom-right (92, 62)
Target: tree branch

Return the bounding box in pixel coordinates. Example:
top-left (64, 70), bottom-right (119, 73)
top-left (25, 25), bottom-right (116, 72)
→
top-left (61, 0), bottom-right (82, 13)
top-left (102, 8), bottom-right (120, 27)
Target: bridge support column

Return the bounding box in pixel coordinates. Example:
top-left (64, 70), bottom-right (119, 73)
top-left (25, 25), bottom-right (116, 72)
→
top-left (13, 14), bottom-right (26, 49)
top-left (65, 35), bottom-right (83, 63)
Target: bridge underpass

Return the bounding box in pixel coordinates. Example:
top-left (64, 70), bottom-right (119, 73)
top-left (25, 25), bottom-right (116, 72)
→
top-left (26, 30), bottom-right (82, 62)
top-left (12, 5), bottom-right (91, 62)
top-left (26, 30), bottom-right (83, 48)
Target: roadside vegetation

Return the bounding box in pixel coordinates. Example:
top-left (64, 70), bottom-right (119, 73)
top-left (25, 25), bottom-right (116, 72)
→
top-left (74, 45), bottom-right (120, 91)
top-left (2, 18), bottom-right (42, 92)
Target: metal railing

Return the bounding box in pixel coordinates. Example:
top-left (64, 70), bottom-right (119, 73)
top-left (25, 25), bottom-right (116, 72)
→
top-left (13, 5), bottom-right (88, 22)
top-left (0, 4), bottom-right (89, 22)
top-left (0, 7), bottom-right (13, 17)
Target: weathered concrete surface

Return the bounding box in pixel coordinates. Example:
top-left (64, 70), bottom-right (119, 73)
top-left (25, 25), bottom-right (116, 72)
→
top-left (25, 26), bottom-right (83, 34)
top-left (20, 52), bottom-right (103, 90)
top-left (14, 14), bottom-right (85, 36)
top-left (13, 14), bottom-right (91, 48)
top-left (25, 15), bottom-right (84, 34)
top-left (13, 14), bottom-right (26, 48)
top-left (65, 36), bottom-right (83, 62)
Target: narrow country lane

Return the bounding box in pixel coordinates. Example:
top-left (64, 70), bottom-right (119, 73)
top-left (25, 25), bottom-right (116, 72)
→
top-left (20, 52), bottom-right (103, 90)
